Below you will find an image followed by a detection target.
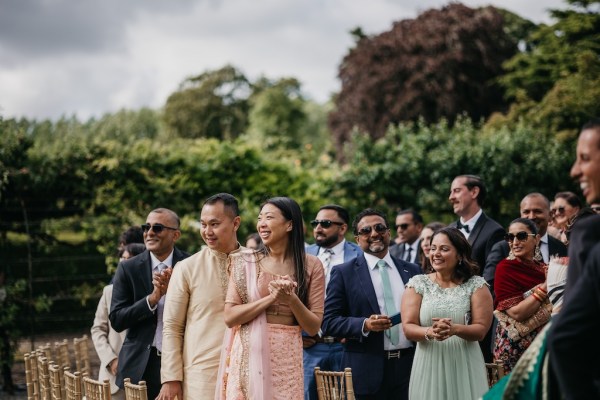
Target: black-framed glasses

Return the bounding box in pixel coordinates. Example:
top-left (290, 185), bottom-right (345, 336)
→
top-left (310, 219), bottom-right (344, 228)
top-left (504, 231), bottom-right (535, 243)
top-left (550, 206), bottom-right (566, 216)
top-left (356, 223), bottom-right (389, 236)
top-left (141, 223), bottom-right (178, 234)
top-left (395, 223), bottom-right (412, 230)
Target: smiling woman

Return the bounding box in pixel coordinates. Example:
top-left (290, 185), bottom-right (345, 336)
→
top-left (493, 218), bottom-right (550, 374)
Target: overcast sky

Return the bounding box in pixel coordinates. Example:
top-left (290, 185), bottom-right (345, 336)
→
top-left (0, 0), bottom-right (564, 121)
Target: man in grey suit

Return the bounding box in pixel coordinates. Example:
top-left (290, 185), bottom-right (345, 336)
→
top-left (389, 209), bottom-right (424, 265)
top-left (484, 193), bottom-right (568, 292)
top-left (448, 174), bottom-right (504, 362)
top-left (304, 204), bottom-right (362, 400)
top-left (110, 208), bottom-right (190, 400)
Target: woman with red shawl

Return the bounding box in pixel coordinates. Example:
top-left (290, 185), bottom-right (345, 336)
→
top-left (493, 218), bottom-right (549, 373)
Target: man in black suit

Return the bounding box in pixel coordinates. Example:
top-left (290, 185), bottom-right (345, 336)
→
top-left (550, 118), bottom-right (600, 398)
top-left (484, 193), bottom-right (568, 292)
top-left (448, 174), bottom-right (504, 362)
top-left (322, 208), bottom-right (421, 399)
top-left (389, 209), bottom-right (423, 265)
top-left (110, 208), bottom-right (190, 400)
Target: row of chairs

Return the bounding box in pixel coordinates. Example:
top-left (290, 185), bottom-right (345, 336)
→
top-left (313, 361), bottom-right (505, 400)
top-left (23, 334), bottom-right (147, 400)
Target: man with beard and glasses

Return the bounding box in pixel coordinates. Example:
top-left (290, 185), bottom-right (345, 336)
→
top-left (322, 209), bottom-right (421, 399)
top-left (304, 204), bottom-right (362, 400)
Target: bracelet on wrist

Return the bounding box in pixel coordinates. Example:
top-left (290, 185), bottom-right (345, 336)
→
top-left (531, 292), bottom-right (543, 303)
top-left (424, 327), bottom-right (433, 341)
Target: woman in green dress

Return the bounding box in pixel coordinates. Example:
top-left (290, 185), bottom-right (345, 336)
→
top-left (402, 227), bottom-right (493, 400)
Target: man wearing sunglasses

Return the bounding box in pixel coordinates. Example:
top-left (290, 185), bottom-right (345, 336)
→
top-left (323, 209), bottom-right (421, 399)
top-left (110, 208), bottom-right (190, 400)
top-left (484, 193), bottom-right (568, 292)
top-left (158, 193), bottom-right (243, 400)
top-left (304, 204), bottom-right (362, 400)
top-left (389, 209), bottom-right (424, 265)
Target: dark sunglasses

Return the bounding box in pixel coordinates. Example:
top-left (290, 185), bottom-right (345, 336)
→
top-left (356, 223), bottom-right (389, 236)
top-left (504, 231), bottom-right (535, 243)
top-left (310, 219), bottom-right (344, 228)
top-left (550, 206), bottom-right (566, 216)
top-left (395, 223), bottom-right (412, 230)
top-left (141, 223), bottom-right (178, 234)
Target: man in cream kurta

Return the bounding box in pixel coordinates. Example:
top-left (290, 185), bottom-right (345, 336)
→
top-left (158, 193), bottom-right (243, 400)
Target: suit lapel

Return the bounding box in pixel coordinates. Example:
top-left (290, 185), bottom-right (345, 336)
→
top-left (468, 213), bottom-right (487, 245)
top-left (140, 251), bottom-right (153, 295)
top-left (390, 255), bottom-right (412, 284)
top-left (354, 256), bottom-right (380, 313)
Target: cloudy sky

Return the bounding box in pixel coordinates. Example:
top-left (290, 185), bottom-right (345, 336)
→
top-left (0, 0), bottom-right (564, 121)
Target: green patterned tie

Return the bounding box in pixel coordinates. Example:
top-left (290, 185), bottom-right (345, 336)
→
top-left (377, 259), bottom-right (399, 345)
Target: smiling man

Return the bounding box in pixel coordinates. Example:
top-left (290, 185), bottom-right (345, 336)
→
top-left (389, 209), bottom-right (424, 264)
top-left (322, 208), bottom-right (421, 399)
top-left (155, 193), bottom-right (243, 400)
top-left (304, 204), bottom-right (361, 400)
top-left (110, 208), bottom-right (190, 400)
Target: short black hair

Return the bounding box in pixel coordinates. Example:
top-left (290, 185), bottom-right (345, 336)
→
top-left (318, 204), bottom-right (350, 225)
top-left (455, 174), bottom-right (487, 206)
top-left (396, 209), bottom-right (423, 225)
top-left (119, 226), bottom-right (144, 246)
top-left (352, 208), bottom-right (388, 235)
top-left (204, 193), bottom-right (240, 217)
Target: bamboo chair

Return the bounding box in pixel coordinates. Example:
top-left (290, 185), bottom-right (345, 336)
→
top-left (48, 362), bottom-right (64, 400)
top-left (54, 339), bottom-right (71, 370)
top-left (73, 335), bottom-right (91, 378)
top-left (83, 376), bottom-right (112, 400)
top-left (124, 378), bottom-right (148, 400)
top-left (24, 352), bottom-right (40, 400)
top-left (64, 369), bottom-right (83, 400)
top-left (37, 355), bottom-right (51, 400)
top-left (37, 343), bottom-right (53, 361)
top-left (485, 361), bottom-right (505, 388)
top-left (314, 367), bottom-right (355, 400)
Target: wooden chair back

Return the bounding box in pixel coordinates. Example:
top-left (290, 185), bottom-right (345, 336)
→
top-left (124, 378), bottom-right (148, 400)
top-left (24, 352), bottom-right (40, 400)
top-left (314, 367), bottom-right (355, 400)
top-left (37, 343), bottom-right (53, 361)
top-left (83, 376), bottom-right (112, 400)
top-left (64, 369), bottom-right (83, 400)
top-left (73, 335), bottom-right (91, 377)
top-left (48, 363), bottom-right (64, 400)
top-left (54, 339), bottom-right (71, 370)
top-left (485, 361), bottom-right (505, 387)
top-left (37, 355), bottom-right (51, 400)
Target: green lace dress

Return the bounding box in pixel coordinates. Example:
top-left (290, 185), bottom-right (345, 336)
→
top-left (407, 274), bottom-right (489, 400)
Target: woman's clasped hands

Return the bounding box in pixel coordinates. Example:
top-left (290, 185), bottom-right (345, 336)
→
top-left (268, 275), bottom-right (297, 304)
top-left (431, 317), bottom-right (454, 341)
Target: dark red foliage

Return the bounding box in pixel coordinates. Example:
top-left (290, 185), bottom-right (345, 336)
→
top-left (329, 3), bottom-right (517, 155)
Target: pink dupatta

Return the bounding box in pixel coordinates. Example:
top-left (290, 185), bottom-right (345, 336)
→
top-left (215, 252), bottom-right (273, 400)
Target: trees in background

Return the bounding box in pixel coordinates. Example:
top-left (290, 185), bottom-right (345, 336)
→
top-left (328, 3), bottom-right (518, 156)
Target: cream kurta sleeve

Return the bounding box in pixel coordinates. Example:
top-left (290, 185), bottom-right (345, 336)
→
top-left (161, 247), bottom-right (242, 399)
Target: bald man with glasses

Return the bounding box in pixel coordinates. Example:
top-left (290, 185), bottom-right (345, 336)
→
top-left (110, 208), bottom-right (190, 400)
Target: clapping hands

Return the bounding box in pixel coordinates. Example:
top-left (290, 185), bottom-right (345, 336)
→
top-left (268, 275), bottom-right (297, 304)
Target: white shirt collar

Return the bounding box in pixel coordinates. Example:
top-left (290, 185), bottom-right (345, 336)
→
top-left (364, 251), bottom-right (395, 271)
top-left (319, 239), bottom-right (346, 256)
top-left (460, 208), bottom-right (483, 231)
top-left (150, 250), bottom-right (174, 269)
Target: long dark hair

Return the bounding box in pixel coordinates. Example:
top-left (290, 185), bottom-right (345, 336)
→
top-left (258, 197), bottom-right (308, 303)
top-left (430, 227), bottom-right (478, 282)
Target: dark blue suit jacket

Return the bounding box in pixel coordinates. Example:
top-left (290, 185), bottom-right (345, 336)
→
top-left (322, 253), bottom-right (421, 395)
top-left (306, 240), bottom-right (362, 264)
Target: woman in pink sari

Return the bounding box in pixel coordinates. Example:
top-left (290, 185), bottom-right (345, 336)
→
top-left (215, 197), bottom-right (325, 400)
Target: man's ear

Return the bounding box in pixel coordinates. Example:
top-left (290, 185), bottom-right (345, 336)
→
top-left (233, 216), bottom-right (241, 231)
top-left (471, 186), bottom-right (480, 199)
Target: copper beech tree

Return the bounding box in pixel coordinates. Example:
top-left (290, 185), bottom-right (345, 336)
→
top-left (328, 3), bottom-right (518, 157)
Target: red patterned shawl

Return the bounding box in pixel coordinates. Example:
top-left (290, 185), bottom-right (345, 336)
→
top-left (494, 258), bottom-right (546, 310)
